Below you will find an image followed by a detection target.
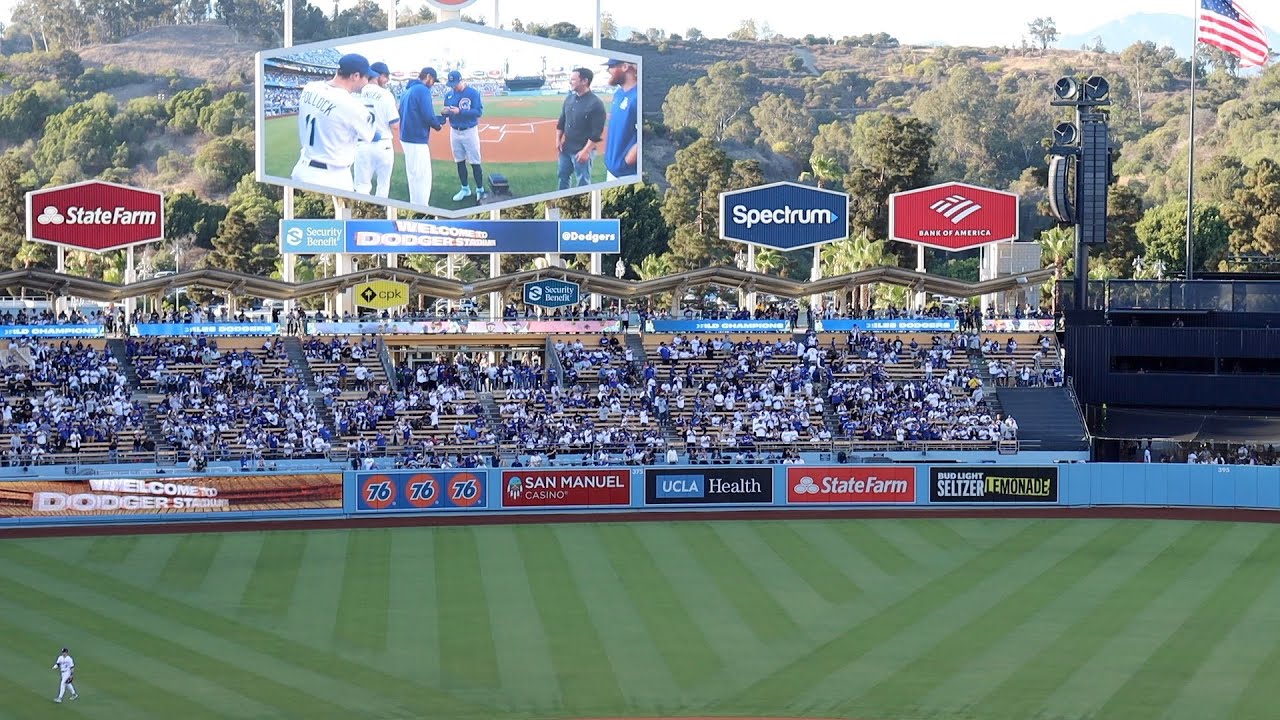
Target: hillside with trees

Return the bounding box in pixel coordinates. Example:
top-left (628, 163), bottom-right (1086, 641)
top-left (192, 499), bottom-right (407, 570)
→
top-left (1, 4), bottom-right (1278, 300)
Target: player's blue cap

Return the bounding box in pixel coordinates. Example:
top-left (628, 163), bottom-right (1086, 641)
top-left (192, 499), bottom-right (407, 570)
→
top-left (446, 70), bottom-right (463, 85)
top-left (604, 58), bottom-right (629, 67)
top-left (370, 61), bottom-right (390, 76)
top-left (338, 53), bottom-right (378, 79)
top-left (420, 67), bottom-right (438, 80)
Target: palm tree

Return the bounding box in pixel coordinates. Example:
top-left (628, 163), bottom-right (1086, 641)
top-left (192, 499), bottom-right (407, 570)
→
top-left (752, 248), bottom-right (786, 275)
top-left (819, 231), bottom-right (892, 309)
top-left (799, 155), bottom-right (844, 189)
top-left (632, 253), bottom-right (672, 281)
top-left (1038, 226), bottom-right (1075, 314)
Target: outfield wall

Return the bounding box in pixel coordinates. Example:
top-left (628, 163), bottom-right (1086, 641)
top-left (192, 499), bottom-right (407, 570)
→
top-left (2, 463), bottom-right (1280, 529)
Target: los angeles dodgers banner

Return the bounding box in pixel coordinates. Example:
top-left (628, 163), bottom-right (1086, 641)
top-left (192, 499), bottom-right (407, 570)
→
top-left (280, 218), bottom-right (621, 254)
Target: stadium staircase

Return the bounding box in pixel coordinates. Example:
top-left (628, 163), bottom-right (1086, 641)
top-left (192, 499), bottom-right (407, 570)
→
top-left (993, 386), bottom-right (1089, 451)
top-left (281, 337), bottom-right (338, 434)
top-left (968, 352), bottom-right (1007, 418)
top-left (624, 333), bottom-right (647, 366)
top-left (544, 337), bottom-right (566, 386)
top-left (107, 338), bottom-right (169, 445)
top-left (377, 341), bottom-right (398, 391)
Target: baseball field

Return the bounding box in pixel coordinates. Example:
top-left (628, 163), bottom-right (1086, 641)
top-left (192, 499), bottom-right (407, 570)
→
top-left (2, 517), bottom-right (1278, 719)
top-left (263, 94), bottom-right (608, 212)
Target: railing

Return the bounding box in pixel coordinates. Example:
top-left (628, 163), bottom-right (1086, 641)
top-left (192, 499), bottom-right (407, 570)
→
top-left (1058, 279), bottom-right (1280, 314)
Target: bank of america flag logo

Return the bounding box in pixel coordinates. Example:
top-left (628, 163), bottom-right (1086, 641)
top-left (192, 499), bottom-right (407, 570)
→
top-left (930, 195), bottom-right (983, 224)
top-left (1200, 0), bottom-right (1270, 68)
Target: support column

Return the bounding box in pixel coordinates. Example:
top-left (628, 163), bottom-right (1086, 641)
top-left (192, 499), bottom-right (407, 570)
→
top-left (125, 246), bottom-right (137, 323)
top-left (282, 189), bottom-right (297, 317)
top-left (55, 247), bottom-right (67, 318)
top-left (544, 205), bottom-right (562, 268)
top-left (809, 246), bottom-right (822, 326)
top-left (489, 208), bottom-right (502, 320)
top-left (915, 245), bottom-right (927, 312)
top-left (334, 196), bottom-right (353, 317)
top-left (590, 189), bottom-right (602, 312)
top-left (744, 244), bottom-right (757, 312)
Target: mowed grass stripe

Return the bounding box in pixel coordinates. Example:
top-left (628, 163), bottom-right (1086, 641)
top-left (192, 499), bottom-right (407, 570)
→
top-left (334, 528), bottom-right (393, 653)
top-left (240, 530), bottom-right (309, 619)
top-left (434, 527), bottom-right (500, 690)
top-left (718, 519), bottom-right (1066, 712)
top-left (1226, 566), bottom-right (1280, 720)
top-left (1167, 550), bottom-right (1280, 720)
top-left (0, 592), bottom-right (276, 720)
top-left (829, 520), bottom-right (919, 575)
top-left (384, 526), bottom-right (442, 687)
top-left (595, 523), bottom-right (720, 690)
top-left (674, 522), bottom-right (800, 644)
top-left (904, 517), bottom-right (973, 551)
top-left (84, 534), bottom-right (140, 563)
top-left (751, 521), bottom-right (862, 604)
top-left (1091, 525), bottom-right (1280, 720)
top-left (973, 521), bottom-right (1230, 719)
top-left (0, 610), bottom-right (220, 720)
top-left (471, 525), bottom-right (563, 709)
top-left (913, 520), bottom-right (1183, 712)
top-left (196, 531), bottom-right (269, 613)
top-left (0, 568), bottom-right (333, 719)
top-left (515, 524), bottom-right (625, 713)
top-left (849, 519), bottom-right (1147, 713)
top-left (6, 538), bottom-right (497, 718)
top-left (156, 532), bottom-right (224, 592)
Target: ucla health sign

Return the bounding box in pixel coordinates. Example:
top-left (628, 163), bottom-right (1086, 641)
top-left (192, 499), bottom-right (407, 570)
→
top-left (719, 181), bottom-right (849, 251)
top-left (280, 218), bottom-right (620, 254)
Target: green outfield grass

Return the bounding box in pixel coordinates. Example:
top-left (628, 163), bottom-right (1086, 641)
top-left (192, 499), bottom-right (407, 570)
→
top-left (262, 93), bottom-right (606, 212)
top-left (2, 518), bottom-right (1279, 719)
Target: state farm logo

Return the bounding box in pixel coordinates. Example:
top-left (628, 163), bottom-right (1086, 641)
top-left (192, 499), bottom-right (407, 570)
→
top-left (36, 204), bottom-right (157, 226)
top-left (930, 195), bottom-right (983, 224)
top-left (786, 466), bottom-right (916, 504)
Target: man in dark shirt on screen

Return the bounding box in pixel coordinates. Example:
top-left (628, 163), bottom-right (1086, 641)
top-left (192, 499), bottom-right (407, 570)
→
top-left (555, 67), bottom-right (606, 189)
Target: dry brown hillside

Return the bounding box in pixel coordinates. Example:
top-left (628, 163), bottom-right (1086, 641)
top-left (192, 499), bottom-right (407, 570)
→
top-left (79, 23), bottom-right (259, 83)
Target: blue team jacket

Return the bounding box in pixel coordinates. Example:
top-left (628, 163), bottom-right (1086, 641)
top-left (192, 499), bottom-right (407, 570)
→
top-left (443, 86), bottom-right (483, 131)
top-left (399, 80), bottom-right (442, 144)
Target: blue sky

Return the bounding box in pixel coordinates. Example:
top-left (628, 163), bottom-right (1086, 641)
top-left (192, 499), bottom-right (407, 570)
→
top-left (2, 0), bottom-right (1277, 49)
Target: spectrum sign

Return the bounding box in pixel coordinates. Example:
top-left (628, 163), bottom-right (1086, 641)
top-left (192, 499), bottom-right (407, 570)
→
top-left (888, 181), bottom-right (1019, 252)
top-left (719, 181), bottom-right (849, 251)
top-left (356, 471), bottom-right (487, 512)
top-left (786, 466), bottom-right (916, 504)
top-left (500, 469), bottom-right (631, 508)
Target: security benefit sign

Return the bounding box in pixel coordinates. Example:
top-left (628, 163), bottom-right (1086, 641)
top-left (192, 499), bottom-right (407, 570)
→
top-left (501, 469), bottom-right (631, 508)
top-left (644, 467), bottom-right (773, 506)
top-left (0, 474), bottom-right (343, 517)
top-left (354, 279), bottom-right (409, 310)
top-left (928, 466), bottom-right (1059, 504)
top-left (523, 278), bottom-right (580, 309)
top-left (356, 471), bottom-right (487, 512)
top-left (786, 466), bottom-right (916, 504)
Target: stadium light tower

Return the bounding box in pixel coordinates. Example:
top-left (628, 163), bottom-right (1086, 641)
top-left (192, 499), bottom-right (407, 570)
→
top-left (1048, 75), bottom-right (1116, 311)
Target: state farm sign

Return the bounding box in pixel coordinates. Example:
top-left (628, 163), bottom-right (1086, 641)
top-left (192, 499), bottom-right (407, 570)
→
top-left (26, 180), bottom-right (163, 253)
top-left (889, 182), bottom-right (1018, 252)
top-left (786, 466), bottom-right (916, 504)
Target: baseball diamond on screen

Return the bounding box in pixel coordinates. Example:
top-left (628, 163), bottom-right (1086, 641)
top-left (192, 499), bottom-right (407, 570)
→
top-left (257, 23), bottom-right (641, 217)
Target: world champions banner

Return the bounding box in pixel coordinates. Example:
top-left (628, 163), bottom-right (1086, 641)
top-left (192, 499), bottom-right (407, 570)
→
top-left (0, 474), bottom-right (343, 517)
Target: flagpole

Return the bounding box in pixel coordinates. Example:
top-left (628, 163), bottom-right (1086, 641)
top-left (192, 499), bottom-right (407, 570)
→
top-left (1185, 0), bottom-right (1199, 281)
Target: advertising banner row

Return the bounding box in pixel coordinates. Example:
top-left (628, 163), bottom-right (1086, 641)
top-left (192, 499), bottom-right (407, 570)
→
top-left (308, 319), bottom-right (622, 335)
top-left (0, 324), bottom-right (105, 338)
top-left (13, 462), bottom-right (1280, 528)
top-left (281, 218), bottom-right (621, 255)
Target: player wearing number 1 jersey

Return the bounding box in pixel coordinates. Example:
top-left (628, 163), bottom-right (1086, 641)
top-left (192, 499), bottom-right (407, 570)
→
top-left (290, 53), bottom-right (378, 192)
top-left (353, 61), bottom-right (400, 197)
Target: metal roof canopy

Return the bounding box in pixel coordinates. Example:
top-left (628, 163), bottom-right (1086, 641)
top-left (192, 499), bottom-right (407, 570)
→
top-left (0, 265), bottom-right (1056, 304)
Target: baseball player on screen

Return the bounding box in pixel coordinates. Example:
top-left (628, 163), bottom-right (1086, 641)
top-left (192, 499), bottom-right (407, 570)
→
top-left (441, 70), bottom-right (485, 202)
top-left (52, 647), bottom-right (78, 703)
top-left (290, 53), bottom-right (378, 192)
top-left (353, 61), bottom-right (401, 197)
top-left (398, 67), bottom-right (444, 205)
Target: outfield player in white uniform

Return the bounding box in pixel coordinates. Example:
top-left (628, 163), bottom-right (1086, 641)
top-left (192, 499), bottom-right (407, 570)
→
top-left (353, 61), bottom-right (400, 197)
top-left (290, 53), bottom-right (378, 192)
top-left (52, 648), bottom-right (78, 703)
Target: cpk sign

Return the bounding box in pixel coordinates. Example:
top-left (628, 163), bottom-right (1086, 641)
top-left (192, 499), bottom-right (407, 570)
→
top-left (889, 182), bottom-right (1018, 252)
top-left (26, 180), bottom-right (163, 253)
top-left (786, 466), bottom-right (916, 504)
top-left (720, 181), bottom-right (849, 251)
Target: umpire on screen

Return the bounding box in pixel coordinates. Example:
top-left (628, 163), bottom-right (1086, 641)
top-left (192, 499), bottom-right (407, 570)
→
top-left (555, 67), bottom-right (606, 190)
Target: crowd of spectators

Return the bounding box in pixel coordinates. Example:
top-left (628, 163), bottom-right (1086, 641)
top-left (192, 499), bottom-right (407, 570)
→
top-left (498, 379), bottom-right (668, 465)
top-left (264, 87), bottom-right (301, 116)
top-left (0, 339), bottom-right (145, 465)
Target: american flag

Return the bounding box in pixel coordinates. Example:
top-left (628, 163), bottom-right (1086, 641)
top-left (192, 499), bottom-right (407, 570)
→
top-left (1199, 0), bottom-right (1271, 67)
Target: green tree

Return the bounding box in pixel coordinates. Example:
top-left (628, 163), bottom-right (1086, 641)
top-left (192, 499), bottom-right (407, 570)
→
top-left (1038, 226), bottom-right (1075, 313)
top-left (728, 19), bottom-right (758, 41)
top-left (839, 112), bottom-right (936, 239)
top-left (1136, 201), bottom-right (1230, 274)
top-left (602, 182), bottom-right (670, 277)
top-left (1118, 42), bottom-right (1178, 129)
top-left (33, 93), bottom-right (117, 181)
top-left (0, 87), bottom-right (53, 140)
top-left (165, 191), bottom-right (228, 250)
top-left (166, 84), bottom-right (214, 134)
top-left (632, 253), bottom-right (671, 281)
top-left (1027, 17), bottom-right (1058, 50)
top-left (685, 27), bottom-right (703, 41)
top-left (195, 136), bottom-right (254, 193)
top-left (661, 138), bottom-right (748, 270)
top-left (204, 209), bottom-right (256, 274)
top-left (0, 152), bottom-right (41, 269)
top-left (784, 55), bottom-right (804, 73)
top-left (912, 64), bottom-right (1019, 187)
top-left (1098, 184), bottom-right (1145, 277)
top-left (661, 60), bottom-right (759, 143)
top-left (197, 91), bottom-right (252, 136)
top-left (1222, 158), bottom-right (1280, 264)
top-left (750, 92), bottom-right (816, 161)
